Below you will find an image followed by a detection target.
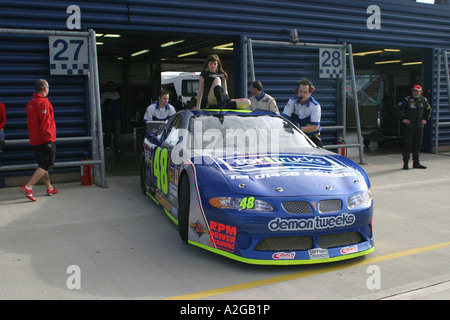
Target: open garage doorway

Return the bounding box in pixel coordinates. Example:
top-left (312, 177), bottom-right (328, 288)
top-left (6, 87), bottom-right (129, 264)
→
top-left (346, 46), bottom-right (425, 150)
top-left (94, 31), bottom-right (238, 134)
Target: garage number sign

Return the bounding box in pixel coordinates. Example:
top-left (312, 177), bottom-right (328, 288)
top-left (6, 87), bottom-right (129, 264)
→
top-left (319, 48), bottom-right (343, 79)
top-left (49, 36), bottom-right (89, 75)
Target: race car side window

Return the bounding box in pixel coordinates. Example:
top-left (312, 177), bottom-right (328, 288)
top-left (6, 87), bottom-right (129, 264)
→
top-left (155, 114), bottom-right (177, 141)
top-left (165, 114), bottom-right (184, 147)
top-left (155, 122), bottom-right (167, 141)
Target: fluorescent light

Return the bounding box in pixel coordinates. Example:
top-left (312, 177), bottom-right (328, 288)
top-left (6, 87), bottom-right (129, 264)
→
top-left (213, 43), bottom-right (234, 51)
top-left (96, 42), bottom-right (104, 45)
top-left (104, 34), bottom-right (121, 38)
top-left (177, 51), bottom-right (198, 58)
top-left (351, 49), bottom-right (401, 56)
top-left (374, 60), bottom-right (402, 65)
top-left (161, 40), bottom-right (185, 48)
top-left (402, 61), bottom-right (422, 66)
top-left (352, 50), bottom-right (383, 56)
top-left (416, 0), bottom-right (434, 4)
top-left (131, 49), bottom-right (149, 57)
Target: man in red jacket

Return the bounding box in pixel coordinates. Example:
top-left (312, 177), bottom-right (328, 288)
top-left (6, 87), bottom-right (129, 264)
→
top-left (20, 79), bottom-right (58, 201)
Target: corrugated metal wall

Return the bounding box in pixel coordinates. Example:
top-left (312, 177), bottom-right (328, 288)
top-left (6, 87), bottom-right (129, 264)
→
top-left (0, 0), bottom-right (449, 177)
top-left (1, 0), bottom-right (448, 55)
top-left (0, 31), bottom-right (89, 176)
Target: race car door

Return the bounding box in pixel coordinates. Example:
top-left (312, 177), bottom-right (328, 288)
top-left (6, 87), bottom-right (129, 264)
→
top-left (154, 114), bottom-right (184, 214)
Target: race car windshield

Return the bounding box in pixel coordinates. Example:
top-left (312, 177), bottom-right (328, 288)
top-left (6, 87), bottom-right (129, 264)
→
top-left (187, 115), bottom-right (315, 155)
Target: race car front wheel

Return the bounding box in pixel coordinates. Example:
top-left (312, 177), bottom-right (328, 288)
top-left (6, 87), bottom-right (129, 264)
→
top-left (178, 174), bottom-right (190, 243)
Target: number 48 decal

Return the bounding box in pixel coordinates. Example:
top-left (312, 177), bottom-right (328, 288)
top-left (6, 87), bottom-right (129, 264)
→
top-left (154, 147), bottom-right (169, 195)
top-left (240, 197), bottom-right (255, 210)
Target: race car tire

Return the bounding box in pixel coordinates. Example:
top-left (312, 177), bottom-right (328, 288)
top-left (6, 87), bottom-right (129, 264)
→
top-left (140, 150), bottom-right (146, 195)
top-left (178, 174), bottom-right (190, 243)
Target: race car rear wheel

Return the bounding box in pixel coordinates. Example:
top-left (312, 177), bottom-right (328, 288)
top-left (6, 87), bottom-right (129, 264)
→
top-left (178, 174), bottom-right (190, 243)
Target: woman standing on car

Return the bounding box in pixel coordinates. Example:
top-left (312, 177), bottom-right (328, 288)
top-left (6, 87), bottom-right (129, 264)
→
top-left (195, 54), bottom-right (250, 110)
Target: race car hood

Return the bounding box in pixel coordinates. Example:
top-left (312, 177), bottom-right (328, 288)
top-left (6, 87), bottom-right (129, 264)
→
top-left (194, 152), bottom-right (369, 197)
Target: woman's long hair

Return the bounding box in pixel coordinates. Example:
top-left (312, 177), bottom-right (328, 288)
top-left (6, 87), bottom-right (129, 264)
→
top-left (201, 54), bottom-right (228, 80)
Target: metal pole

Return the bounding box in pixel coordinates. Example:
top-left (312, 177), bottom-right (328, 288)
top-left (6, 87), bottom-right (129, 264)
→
top-left (342, 43), bottom-right (347, 143)
top-left (89, 29), bottom-right (106, 188)
top-left (0, 28), bottom-right (88, 37)
top-left (243, 36), bottom-right (248, 98)
top-left (249, 39), bottom-right (346, 49)
top-left (347, 44), bottom-right (365, 164)
top-left (435, 50), bottom-right (441, 154)
top-left (4, 136), bottom-right (94, 145)
top-left (87, 59), bottom-right (99, 185)
top-left (0, 160), bottom-right (102, 172)
top-left (248, 38), bottom-right (255, 82)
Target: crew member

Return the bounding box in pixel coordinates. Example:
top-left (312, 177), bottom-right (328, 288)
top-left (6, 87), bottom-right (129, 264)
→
top-left (21, 79), bottom-right (58, 201)
top-left (248, 81), bottom-right (279, 114)
top-left (396, 84), bottom-right (431, 169)
top-left (144, 90), bottom-right (176, 121)
top-left (282, 78), bottom-right (322, 147)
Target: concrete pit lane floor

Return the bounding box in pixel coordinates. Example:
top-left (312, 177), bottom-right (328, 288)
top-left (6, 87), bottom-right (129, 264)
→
top-left (1, 134), bottom-right (450, 300)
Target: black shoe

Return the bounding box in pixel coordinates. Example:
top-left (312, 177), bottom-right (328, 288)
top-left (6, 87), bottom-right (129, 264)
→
top-left (403, 158), bottom-right (409, 170)
top-left (413, 160), bottom-right (426, 169)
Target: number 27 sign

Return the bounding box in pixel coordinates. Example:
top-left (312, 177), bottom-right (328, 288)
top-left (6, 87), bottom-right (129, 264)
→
top-left (49, 36), bottom-right (89, 75)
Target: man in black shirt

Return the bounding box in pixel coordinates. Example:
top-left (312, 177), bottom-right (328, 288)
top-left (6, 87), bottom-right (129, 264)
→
top-left (396, 85), bottom-right (431, 169)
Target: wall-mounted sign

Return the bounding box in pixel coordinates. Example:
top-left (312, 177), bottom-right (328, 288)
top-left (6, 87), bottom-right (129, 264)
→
top-left (49, 36), bottom-right (88, 75)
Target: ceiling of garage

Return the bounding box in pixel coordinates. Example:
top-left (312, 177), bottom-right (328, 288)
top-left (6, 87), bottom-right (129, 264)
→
top-left (94, 31), bottom-right (235, 69)
top-left (350, 46), bottom-right (424, 71)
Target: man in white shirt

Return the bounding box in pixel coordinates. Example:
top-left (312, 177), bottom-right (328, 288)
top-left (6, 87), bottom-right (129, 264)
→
top-left (248, 81), bottom-right (279, 114)
top-left (282, 78), bottom-right (322, 147)
top-left (144, 90), bottom-right (176, 121)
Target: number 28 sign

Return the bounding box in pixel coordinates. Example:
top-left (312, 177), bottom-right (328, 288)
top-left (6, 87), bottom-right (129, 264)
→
top-left (319, 48), bottom-right (343, 79)
top-left (49, 36), bottom-right (89, 75)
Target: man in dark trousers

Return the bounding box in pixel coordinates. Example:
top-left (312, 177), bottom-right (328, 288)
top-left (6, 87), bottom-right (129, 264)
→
top-left (396, 84), bottom-right (431, 170)
top-left (21, 79), bottom-right (58, 201)
top-left (101, 81), bottom-right (122, 157)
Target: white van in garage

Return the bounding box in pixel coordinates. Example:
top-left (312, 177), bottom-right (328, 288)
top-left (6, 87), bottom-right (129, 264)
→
top-left (161, 72), bottom-right (200, 107)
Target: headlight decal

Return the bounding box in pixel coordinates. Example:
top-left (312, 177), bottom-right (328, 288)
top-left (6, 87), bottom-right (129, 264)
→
top-left (209, 197), bottom-right (274, 212)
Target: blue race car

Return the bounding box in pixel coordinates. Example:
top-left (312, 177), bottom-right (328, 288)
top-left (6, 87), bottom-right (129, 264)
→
top-left (140, 109), bottom-right (374, 265)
